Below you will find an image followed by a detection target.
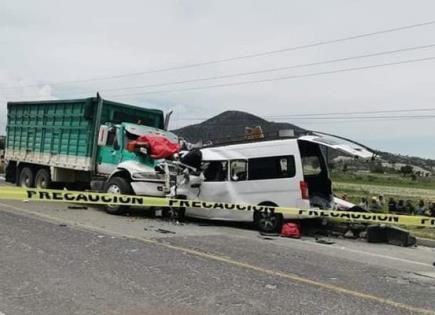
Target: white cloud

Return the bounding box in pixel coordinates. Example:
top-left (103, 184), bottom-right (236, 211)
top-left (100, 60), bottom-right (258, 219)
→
top-left (1, 0), bottom-right (435, 157)
top-left (0, 70), bottom-right (56, 132)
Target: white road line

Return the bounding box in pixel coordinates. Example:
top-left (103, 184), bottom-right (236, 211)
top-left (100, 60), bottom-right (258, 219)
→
top-left (298, 238), bottom-right (433, 268)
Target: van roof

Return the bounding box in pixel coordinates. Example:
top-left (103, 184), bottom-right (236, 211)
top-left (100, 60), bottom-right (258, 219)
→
top-left (201, 138), bottom-right (300, 161)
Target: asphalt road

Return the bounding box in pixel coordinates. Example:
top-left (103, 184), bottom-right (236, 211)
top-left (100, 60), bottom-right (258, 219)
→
top-left (1, 183), bottom-right (435, 314)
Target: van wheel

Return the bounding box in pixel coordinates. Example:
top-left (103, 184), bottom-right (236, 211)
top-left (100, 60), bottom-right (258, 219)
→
top-left (104, 177), bottom-right (133, 215)
top-left (18, 167), bottom-right (34, 188)
top-left (35, 169), bottom-right (52, 189)
top-left (254, 203), bottom-right (283, 233)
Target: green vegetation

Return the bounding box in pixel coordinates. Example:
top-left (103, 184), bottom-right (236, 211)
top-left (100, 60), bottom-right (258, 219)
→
top-left (332, 173), bottom-right (435, 240)
top-left (408, 227), bottom-right (435, 240)
top-left (331, 171), bottom-right (435, 190)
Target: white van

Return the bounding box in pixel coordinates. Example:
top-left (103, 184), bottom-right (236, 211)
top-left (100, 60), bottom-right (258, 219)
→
top-left (179, 134), bottom-right (373, 232)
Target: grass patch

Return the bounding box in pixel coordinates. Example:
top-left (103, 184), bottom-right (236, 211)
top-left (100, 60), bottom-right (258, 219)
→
top-left (331, 172), bottom-right (435, 190)
top-left (333, 180), bottom-right (435, 240)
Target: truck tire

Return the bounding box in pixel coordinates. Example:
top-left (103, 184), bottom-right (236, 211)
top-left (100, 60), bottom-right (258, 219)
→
top-left (254, 202), bottom-right (283, 233)
top-left (104, 177), bottom-right (133, 215)
top-left (35, 169), bottom-right (52, 189)
top-left (18, 167), bottom-right (34, 188)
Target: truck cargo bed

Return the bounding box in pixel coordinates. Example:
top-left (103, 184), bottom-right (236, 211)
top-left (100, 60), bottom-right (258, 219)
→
top-left (6, 97), bottom-right (164, 171)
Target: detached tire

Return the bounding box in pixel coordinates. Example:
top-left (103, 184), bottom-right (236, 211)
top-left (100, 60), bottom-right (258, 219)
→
top-left (18, 167), bottom-right (34, 188)
top-left (35, 169), bottom-right (52, 189)
top-left (254, 202), bottom-right (283, 233)
top-left (104, 177), bottom-right (133, 215)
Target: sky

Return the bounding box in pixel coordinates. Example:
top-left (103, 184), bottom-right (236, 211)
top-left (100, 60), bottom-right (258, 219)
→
top-left (1, 0), bottom-right (435, 158)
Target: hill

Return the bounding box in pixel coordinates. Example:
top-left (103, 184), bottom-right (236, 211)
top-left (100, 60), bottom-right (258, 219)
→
top-left (172, 110), bottom-right (306, 144)
top-left (172, 110), bottom-right (435, 173)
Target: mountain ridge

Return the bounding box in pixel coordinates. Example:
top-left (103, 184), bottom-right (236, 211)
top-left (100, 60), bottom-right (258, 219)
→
top-left (172, 110), bottom-right (435, 171)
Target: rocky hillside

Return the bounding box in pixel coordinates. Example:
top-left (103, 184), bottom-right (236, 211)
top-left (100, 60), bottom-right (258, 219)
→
top-left (172, 110), bottom-right (435, 172)
top-left (172, 110), bottom-right (306, 144)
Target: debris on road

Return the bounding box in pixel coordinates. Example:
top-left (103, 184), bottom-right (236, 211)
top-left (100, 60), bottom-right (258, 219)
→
top-left (291, 219), bottom-right (418, 247)
top-left (259, 232), bottom-right (280, 237)
top-left (67, 206), bottom-right (88, 210)
top-left (281, 222), bottom-right (301, 238)
top-left (258, 235), bottom-right (276, 241)
top-left (367, 224), bottom-right (416, 247)
top-left (155, 228), bottom-right (176, 234)
top-left (315, 237), bottom-right (335, 245)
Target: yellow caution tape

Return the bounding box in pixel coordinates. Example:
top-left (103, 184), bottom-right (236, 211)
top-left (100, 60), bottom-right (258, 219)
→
top-left (0, 187), bottom-right (434, 228)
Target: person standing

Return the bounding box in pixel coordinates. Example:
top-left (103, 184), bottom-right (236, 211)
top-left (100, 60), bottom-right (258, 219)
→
top-left (405, 200), bottom-right (415, 215)
top-left (370, 197), bottom-right (381, 212)
top-left (430, 202), bottom-right (435, 217)
top-left (378, 194), bottom-right (385, 208)
top-left (358, 197), bottom-right (368, 211)
top-left (388, 197), bottom-right (397, 212)
top-left (415, 200), bottom-right (425, 216)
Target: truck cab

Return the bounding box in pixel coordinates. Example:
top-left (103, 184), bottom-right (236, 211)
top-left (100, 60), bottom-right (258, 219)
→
top-left (95, 123), bottom-right (179, 205)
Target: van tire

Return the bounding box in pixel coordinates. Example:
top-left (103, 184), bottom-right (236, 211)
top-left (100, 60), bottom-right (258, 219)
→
top-left (18, 167), bottom-right (34, 188)
top-left (104, 176), bottom-right (133, 215)
top-left (35, 168), bottom-right (52, 189)
top-left (254, 202), bottom-right (283, 233)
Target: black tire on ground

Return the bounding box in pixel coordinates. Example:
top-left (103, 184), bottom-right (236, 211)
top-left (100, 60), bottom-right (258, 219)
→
top-left (103, 176), bottom-right (133, 215)
top-left (162, 207), bottom-right (186, 221)
top-left (18, 167), bottom-right (34, 188)
top-left (34, 168), bottom-right (52, 189)
top-left (253, 202), bottom-right (283, 233)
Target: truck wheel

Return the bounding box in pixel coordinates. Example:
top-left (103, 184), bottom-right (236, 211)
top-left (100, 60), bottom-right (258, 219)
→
top-left (104, 177), bottom-right (133, 215)
top-left (254, 203), bottom-right (283, 233)
top-left (35, 169), bottom-right (52, 189)
top-left (18, 167), bottom-right (34, 188)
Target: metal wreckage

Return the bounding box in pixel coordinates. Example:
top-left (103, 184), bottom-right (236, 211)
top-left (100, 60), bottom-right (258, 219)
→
top-left (3, 95), bottom-right (420, 246)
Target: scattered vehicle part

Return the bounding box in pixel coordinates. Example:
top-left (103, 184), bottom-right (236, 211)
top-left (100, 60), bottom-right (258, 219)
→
top-left (344, 230), bottom-right (356, 239)
top-left (258, 235), bottom-right (276, 241)
top-left (155, 228), bottom-right (176, 234)
top-left (259, 232), bottom-right (280, 237)
top-left (366, 225), bottom-right (388, 243)
top-left (367, 224), bottom-right (416, 247)
top-left (315, 237), bottom-right (335, 245)
top-left (67, 206), bottom-right (88, 210)
top-left (385, 226), bottom-right (416, 247)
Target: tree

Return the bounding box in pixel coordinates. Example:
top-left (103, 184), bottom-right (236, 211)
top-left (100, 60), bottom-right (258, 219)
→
top-left (371, 162), bottom-right (384, 174)
top-left (342, 163), bottom-right (348, 173)
top-left (400, 165), bottom-right (413, 176)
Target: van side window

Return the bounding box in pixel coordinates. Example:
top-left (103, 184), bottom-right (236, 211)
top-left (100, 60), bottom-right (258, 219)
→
top-left (301, 156), bottom-right (322, 175)
top-left (248, 156), bottom-right (296, 180)
top-left (202, 161), bottom-right (228, 182)
top-left (230, 160), bottom-right (247, 181)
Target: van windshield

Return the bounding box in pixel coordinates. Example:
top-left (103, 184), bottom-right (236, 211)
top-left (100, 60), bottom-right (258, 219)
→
top-left (202, 161), bottom-right (228, 182)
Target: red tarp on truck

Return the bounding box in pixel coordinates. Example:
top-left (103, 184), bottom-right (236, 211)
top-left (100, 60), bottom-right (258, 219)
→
top-left (130, 134), bottom-right (180, 159)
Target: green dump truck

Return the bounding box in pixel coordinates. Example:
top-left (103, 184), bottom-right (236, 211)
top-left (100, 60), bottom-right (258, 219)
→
top-left (5, 94), bottom-right (178, 213)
